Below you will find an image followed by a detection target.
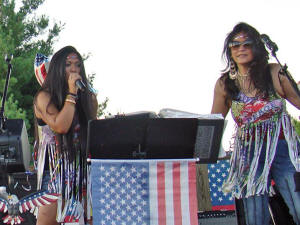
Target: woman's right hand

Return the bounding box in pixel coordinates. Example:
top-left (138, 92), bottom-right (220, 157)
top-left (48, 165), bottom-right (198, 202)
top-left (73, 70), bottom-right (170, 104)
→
top-left (68, 72), bottom-right (82, 94)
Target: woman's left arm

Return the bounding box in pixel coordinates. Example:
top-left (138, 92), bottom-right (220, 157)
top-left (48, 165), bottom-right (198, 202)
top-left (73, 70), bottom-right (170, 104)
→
top-left (270, 63), bottom-right (300, 110)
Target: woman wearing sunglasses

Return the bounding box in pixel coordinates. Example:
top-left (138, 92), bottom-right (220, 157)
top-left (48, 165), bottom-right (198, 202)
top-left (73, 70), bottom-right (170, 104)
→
top-left (211, 22), bottom-right (300, 225)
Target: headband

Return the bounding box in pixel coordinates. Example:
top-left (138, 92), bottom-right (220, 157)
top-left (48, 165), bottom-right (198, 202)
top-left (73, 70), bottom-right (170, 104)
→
top-left (34, 53), bottom-right (98, 95)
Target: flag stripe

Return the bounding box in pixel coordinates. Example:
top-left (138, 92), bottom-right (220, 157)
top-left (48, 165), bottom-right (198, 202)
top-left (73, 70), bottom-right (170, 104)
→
top-left (157, 162), bottom-right (166, 225)
top-left (165, 162), bottom-right (175, 225)
top-left (150, 162), bottom-right (159, 225)
top-left (180, 161), bottom-right (191, 225)
top-left (173, 162), bottom-right (182, 225)
top-left (90, 159), bottom-right (198, 224)
top-left (188, 161), bottom-right (198, 225)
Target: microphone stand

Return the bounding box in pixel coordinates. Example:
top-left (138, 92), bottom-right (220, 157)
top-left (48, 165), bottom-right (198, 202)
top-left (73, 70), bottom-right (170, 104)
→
top-left (269, 48), bottom-right (300, 98)
top-left (0, 54), bottom-right (13, 134)
top-left (269, 48), bottom-right (300, 192)
top-left (0, 54), bottom-right (13, 194)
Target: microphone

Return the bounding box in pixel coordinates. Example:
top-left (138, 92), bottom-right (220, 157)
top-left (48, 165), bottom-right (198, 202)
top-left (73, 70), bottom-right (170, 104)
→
top-left (261, 34), bottom-right (278, 53)
top-left (75, 79), bottom-right (86, 92)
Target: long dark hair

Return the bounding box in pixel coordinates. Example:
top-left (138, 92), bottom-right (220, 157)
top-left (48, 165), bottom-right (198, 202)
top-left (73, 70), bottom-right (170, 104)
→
top-left (34, 46), bottom-right (95, 159)
top-left (221, 22), bottom-right (275, 104)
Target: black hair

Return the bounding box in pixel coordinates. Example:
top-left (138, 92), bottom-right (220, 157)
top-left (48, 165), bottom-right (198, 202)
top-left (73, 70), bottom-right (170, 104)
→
top-left (221, 22), bottom-right (275, 105)
top-left (34, 46), bottom-right (96, 160)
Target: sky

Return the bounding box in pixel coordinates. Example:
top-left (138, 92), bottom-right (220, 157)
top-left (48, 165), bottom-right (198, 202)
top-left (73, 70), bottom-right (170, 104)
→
top-left (36, 0), bottom-right (300, 150)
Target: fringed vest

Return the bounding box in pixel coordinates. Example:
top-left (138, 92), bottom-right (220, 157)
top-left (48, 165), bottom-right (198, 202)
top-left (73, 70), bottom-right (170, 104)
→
top-left (223, 92), bottom-right (300, 198)
top-left (35, 112), bottom-right (90, 223)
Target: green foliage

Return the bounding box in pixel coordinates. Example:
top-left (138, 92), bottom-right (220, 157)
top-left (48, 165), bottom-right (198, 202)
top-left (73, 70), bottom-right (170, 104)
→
top-left (0, 0), bottom-right (110, 149)
top-left (292, 117), bottom-right (300, 136)
top-left (87, 73), bottom-right (110, 118)
top-left (4, 94), bottom-right (29, 128)
top-left (0, 0), bottom-right (63, 144)
top-left (97, 96), bottom-right (111, 118)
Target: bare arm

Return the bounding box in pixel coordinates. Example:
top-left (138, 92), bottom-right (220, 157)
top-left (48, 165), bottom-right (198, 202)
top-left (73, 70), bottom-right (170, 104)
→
top-left (34, 91), bottom-right (76, 134)
top-left (210, 78), bottom-right (231, 118)
top-left (34, 72), bottom-right (81, 134)
top-left (270, 63), bottom-right (300, 110)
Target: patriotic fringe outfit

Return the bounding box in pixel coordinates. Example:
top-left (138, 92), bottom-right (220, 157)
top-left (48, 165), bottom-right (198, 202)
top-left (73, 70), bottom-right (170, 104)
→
top-left (223, 91), bottom-right (300, 224)
top-left (35, 112), bottom-right (90, 224)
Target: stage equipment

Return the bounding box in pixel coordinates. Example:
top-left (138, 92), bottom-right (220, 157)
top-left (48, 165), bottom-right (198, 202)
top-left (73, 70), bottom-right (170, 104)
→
top-left (0, 119), bottom-right (31, 173)
top-left (198, 210), bottom-right (237, 225)
top-left (0, 55), bottom-right (30, 173)
top-left (193, 118), bottom-right (224, 163)
top-left (87, 113), bottom-right (224, 163)
top-left (158, 108), bottom-right (225, 163)
top-left (88, 114), bottom-right (202, 224)
top-left (261, 34), bottom-right (300, 192)
top-left (261, 34), bottom-right (300, 98)
top-left (87, 117), bottom-right (198, 160)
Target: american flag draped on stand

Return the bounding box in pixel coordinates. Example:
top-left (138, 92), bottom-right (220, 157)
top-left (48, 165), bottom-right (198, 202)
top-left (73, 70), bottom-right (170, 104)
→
top-left (91, 159), bottom-right (198, 225)
top-left (207, 159), bottom-right (235, 211)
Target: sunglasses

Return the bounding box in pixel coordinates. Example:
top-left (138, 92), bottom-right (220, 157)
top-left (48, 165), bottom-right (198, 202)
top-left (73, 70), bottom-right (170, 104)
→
top-left (229, 40), bottom-right (253, 50)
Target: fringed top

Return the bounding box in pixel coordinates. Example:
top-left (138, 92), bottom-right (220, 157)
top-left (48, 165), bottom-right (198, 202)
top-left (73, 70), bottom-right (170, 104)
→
top-left (223, 92), bottom-right (300, 198)
top-left (35, 112), bottom-right (89, 223)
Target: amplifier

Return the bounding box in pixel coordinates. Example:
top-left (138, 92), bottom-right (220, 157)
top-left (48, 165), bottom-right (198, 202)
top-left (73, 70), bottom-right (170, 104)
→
top-left (0, 119), bottom-right (30, 173)
top-left (198, 210), bottom-right (238, 225)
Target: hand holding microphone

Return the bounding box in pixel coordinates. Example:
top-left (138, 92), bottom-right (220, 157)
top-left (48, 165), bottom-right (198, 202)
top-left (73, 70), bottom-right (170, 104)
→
top-left (68, 72), bottom-right (86, 93)
top-left (75, 79), bottom-right (86, 92)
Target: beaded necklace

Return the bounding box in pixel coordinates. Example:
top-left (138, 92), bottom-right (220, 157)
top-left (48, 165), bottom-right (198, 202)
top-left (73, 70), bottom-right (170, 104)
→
top-left (235, 70), bottom-right (256, 95)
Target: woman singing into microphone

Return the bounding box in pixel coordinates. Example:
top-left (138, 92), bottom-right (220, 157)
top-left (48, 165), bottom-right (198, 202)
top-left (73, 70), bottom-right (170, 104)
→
top-left (33, 46), bottom-right (98, 225)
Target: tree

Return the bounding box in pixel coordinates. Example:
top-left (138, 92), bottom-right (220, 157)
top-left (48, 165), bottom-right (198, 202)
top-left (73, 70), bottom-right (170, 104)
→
top-left (292, 117), bottom-right (300, 136)
top-left (0, 0), bottom-right (109, 146)
top-left (84, 56), bottom-right (110, 119)
top-left (0, 0), bottom-right (62, 143)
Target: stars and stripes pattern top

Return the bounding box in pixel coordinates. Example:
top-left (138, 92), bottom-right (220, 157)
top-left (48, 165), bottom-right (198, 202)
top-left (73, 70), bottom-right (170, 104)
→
top-left (91, 159), bottom-right (198, 225)
top-left (207, 159), bottom-right (235, 211)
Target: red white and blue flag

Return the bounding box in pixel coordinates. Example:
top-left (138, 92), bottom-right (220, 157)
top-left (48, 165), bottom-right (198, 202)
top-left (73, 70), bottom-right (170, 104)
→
top-left (91, 159), bottom-right (198, 225)
top-left (207, 160), bottom-right (235, 211)
top-left (34, 53), bottom-right (49, 86)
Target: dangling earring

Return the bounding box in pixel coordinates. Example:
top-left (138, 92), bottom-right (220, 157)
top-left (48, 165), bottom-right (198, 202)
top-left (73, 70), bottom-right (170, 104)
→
top-left (229, 58), bottom-right (237, 80)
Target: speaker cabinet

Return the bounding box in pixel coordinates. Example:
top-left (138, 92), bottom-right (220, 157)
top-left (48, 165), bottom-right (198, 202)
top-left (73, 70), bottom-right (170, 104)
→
top-left (0, 119), bottom-right (30, 173)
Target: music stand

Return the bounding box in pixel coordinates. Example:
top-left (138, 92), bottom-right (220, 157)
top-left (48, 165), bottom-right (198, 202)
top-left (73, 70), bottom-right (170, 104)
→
top-left (87, 117), bottom-right (198, 160)
top-left (87, 115), bottom-right (224, 163)
top-left (194, 119), bottom-right (224, 163)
